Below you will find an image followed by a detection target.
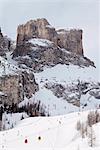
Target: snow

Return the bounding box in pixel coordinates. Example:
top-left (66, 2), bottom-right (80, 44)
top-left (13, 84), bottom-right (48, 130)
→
top-left (46, 25), bottom-right (54, 29)
top-left (18, 86), bottom-right (79, 116)
top-left (0, 52), bottom-right (19, 77)
top-left (33, 64), bottom-right (100, 115)
top-left (0, 91), bottom-right (5, 96)
top-left (0, 111), bottom-right (100, 150)
top-left (18, 97), bottom-right (31, 108)
top-left (57, 30), bottom-right (67, 34)
top-left (21, 55), bottom-right (31, 60)
top-left (28, 38), bottom-right (53, 47)
top-left (80, 93), bottom-right (100, 110)
top-left (35, 87), bottom-right (79, 116)
top-left (34, 64), bottom-right (98, 85)
top-left (2, 112), bottom-right (28, 130)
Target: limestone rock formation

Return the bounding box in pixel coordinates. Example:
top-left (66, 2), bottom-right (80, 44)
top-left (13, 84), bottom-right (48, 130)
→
top-left (17, 18), bottom-right (57, 45)
top-left (15, 18), bottom-right (83, 56)
top-left (0, 71), bottom-right (39, 106)
top-left (13, 18), bottom-right (95, 70)
top-left (13, 38), bottom-right (95, 73)
top-left (56, 29), bottom-right (83, 55)
top-left (44, 81), bottom-right (100, 108)
top-left (0, 28), bottom-right (40, 117)
top-left (0, 28), bottom-right (11, 56)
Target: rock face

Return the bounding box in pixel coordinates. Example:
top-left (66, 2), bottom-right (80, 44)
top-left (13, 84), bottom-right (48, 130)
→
top-left (0, 71), bottom-right (39, 106)
top-left (16, 18), bottom-right (83, 55)
top-left (56, 29), bottom-right (83, 55)
top-left (13, 18), bottom-right (95, 70)
top-left (44, 81), bottom-right (100, 108)
top-left (0, 28), bottom-right (11, 56)
top-left (17, 18), bottom-right (57, 45)
top-left (13, 38), bottom-right (95, 73)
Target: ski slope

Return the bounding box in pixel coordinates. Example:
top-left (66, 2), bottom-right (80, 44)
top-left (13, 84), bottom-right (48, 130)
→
top-left (0, 111), bottom-right (100, 150)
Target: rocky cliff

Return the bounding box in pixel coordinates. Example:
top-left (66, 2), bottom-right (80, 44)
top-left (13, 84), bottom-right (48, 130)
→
top-left (16, 18), bottom-right (83, 55)
top-left (0, 71), bottom-right (39, 106)
top-left (56, 29), bottom-right (83, 55)
top-left (13, 18), bottom-right (95, 70)
top-left (14, 41), bottom-right (94, 73)
top-left (0, 28), bottom-right (12, 57)
top-left (0, 32), bottom-right (39, 112)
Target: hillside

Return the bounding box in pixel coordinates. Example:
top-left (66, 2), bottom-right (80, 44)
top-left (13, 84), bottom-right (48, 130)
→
top-left (0, 111), bottom-right (100, 150)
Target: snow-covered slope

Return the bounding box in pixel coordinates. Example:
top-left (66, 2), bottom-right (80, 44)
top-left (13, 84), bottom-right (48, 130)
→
top-left (17, 63), bottom-right (100, 116)
top-left (0, 53), bottom-right (19, 77)
top-left (2, 112), bottom-right (28, 130)
top-left (35, 64), bottom-right (98, 83)
top-left (33, 64), bottom-right (100, 115)
top-left (0, 111), bottom-right (100, 150)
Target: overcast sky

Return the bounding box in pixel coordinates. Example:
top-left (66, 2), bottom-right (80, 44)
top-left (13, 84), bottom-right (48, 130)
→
top-left (0, 0), bottom-right (100, 78)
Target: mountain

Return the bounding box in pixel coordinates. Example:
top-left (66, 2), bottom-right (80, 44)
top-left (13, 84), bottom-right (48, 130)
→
top-left (0, 18), bottom-right (100, 131)
top-left (15, 18), bottom-right (84, 55)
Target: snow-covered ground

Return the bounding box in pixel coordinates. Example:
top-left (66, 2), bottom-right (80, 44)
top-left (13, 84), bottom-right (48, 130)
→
top-left (2, 112), bottom-right (28, 130)
top-left (0, 52), bottom-right (19, 77)
top-left (34, 64), bottom-right (98, 84)
top-left (33, 64), bottom-right (100, 115)
top-left (0, 111), bottom-right (100, 150)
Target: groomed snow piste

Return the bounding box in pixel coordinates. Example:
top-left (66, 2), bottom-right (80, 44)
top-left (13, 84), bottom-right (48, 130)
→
top-left (0, 111), bottom-right (100, 150)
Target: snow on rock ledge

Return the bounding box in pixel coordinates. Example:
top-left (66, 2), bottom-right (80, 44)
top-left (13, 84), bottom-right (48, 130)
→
top-left (28, 38), bottom-right (53, 47)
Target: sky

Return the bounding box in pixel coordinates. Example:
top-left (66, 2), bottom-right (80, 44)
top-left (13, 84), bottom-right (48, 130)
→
top-left (0, 0), bottom-right (100, 77)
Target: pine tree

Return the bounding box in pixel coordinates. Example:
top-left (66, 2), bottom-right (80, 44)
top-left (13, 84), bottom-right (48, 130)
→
top-left (87, 126), bottom-right (96, 147)
top-left (87, 111), bottom-right (96, 127)
top-left (80, 122), bottom-right (85, 138)
top-left (21, 114), bottom-right (24, 120)
top-left (76, 120), bottom-right (81, 131)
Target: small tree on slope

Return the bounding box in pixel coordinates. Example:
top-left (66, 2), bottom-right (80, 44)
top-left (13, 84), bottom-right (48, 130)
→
top-left (87, 126), bottom-right (96, 147)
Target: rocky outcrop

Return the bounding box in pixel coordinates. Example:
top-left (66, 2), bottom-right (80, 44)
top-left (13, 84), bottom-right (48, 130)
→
top-left (0, 71), bottom-right (39, 106)
top-left (44, 81), bottom-right (100, 108)
top-left (14, 39), bottom-right (95, 73)
top-left (17, 18), bottom-right (57, 45)
top-left (13, 18), bottom-right (95, 70)
top-left (0, 28), bottom-right (12, 56)
top-left (56, 29), bottom-right (83, 55)
top-left (15, 18), bottom-right (83, 56)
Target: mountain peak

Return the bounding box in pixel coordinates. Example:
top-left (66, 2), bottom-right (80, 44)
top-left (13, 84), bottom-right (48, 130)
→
top-left (16, 18), bottom-right (83, 56)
